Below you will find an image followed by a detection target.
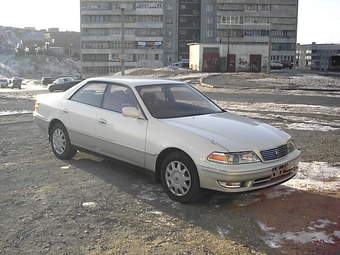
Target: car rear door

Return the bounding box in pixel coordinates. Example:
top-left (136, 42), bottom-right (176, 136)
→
top-left (95, 84), bottom-right (148, 167)
top-left (61, 82), bottom-right (106, 151)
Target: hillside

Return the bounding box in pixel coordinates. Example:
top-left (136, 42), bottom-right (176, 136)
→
top-left (0, 26), bottom-right (81, 79)
top-left (0, 53), bottom-right (81, 79)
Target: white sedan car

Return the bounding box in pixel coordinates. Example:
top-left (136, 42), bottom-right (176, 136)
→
top-left (33, 76), bottom-right (301, 203)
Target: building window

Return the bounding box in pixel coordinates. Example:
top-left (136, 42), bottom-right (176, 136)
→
top-left (136, 3), bottom-right (163, 9)
top-left (166, 17), bottom-right (173, 24)
top-left (193, 10), bottom-right (199, 14)
top-left (207, 5), bottom-right (213, 12)
top-left (179, 42), bottom-right (186, 48)
top-left (219, 16), bottom-right (241, 25)
top-left (207, 30), bottom-right (213, 37)
top-left (272, 43), bottom-right (295, 51)
top-left (166, 42), bottom-right (172, 49)
top-left (193, 22), bottom-right (199, 27)
top-left (167, 30), bottom-right (173, 37)
top-left (180, 4), bottom-right (186, 9)
top-left (245, 4), bottom-right (257, 11)
top-left (155, 54), bottom-right (159, 60)
top-left (138, 54), bottom-right (148, 60)
top-left (258, 4), bottom-right (270, 11)
top-left (166, 4), bottom-right (173, 11)
top-left (207, 17), bottom-right (213, 25)
top-left (180, 17), bottom-right (187, 22)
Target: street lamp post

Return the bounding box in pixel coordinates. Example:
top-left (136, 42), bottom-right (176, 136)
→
top-left (121, 8), bottom-right (125, 76)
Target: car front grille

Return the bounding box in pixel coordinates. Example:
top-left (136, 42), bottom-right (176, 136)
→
top-left (260, 144), bottom-right (288, 161)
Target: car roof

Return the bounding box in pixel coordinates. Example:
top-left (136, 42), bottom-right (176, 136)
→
top-left (85, 76), bottom-right (187, 88)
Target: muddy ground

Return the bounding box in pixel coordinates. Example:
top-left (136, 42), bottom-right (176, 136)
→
top-left (0, 71), bottom-right (339, 255)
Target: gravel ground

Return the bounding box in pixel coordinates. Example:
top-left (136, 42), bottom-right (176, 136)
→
top-left (0, 70), bottom-right (340, 255)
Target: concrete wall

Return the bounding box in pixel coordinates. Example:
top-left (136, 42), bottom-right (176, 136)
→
top-left (189, 44), bottom-right (201, 71)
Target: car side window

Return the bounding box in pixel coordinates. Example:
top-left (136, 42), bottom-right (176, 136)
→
top-left (70, 82), bottom-right (106, 107)
top-left (102, 84), bottom-right (138, 113)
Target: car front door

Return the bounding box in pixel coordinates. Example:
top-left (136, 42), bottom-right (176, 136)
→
top-left (96, 84), bottom-right (148, 167)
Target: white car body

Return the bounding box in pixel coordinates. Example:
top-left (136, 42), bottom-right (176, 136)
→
top-left (271, 61), bottom-right (283, 69)
top-left (0, 78), bottom-right (8, 88)
top-left (33, 76), bottom-right (301, 203)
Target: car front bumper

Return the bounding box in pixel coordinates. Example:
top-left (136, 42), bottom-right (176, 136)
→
top-left (198, 150), bottom-right (301, 193)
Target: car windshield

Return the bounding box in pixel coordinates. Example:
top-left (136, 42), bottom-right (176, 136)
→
top-left (136, 84), bottom-right (222, 119)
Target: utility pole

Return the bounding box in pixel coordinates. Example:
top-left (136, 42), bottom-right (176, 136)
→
top-left (121, 8), bottom-right (125, 75)
top-left (69, 43), bottom-right (73, 76)
top-left (267, 38), bottom-right (272, 74)
top-left (227, 28), bottom-right (230, 72)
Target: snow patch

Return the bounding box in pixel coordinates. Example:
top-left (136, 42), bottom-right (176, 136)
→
top-left (258, 219), bottom-right (338, 248)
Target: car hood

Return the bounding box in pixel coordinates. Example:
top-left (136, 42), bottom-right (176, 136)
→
top-left (161, 112), bottom-right (290, 151)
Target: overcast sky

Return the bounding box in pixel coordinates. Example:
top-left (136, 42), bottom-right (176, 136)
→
top-left (1, 0), bottom-right (339, 44)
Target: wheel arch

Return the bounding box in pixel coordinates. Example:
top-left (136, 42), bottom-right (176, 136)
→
top-left (48, 119), bottom-right (64, 140)
top-left (155, 147), bottom-right (199, 183)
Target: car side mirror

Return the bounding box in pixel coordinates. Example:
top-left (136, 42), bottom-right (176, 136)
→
top-left (122, 107), bottom-right (144, 119)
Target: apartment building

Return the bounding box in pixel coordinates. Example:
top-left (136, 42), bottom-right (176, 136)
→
top-left (163, 0), bottom-right (216, 65)
top-left (296, 42), bottom-right (340, 71)
top-left (216, 0), bottom-right (298, 63)
top-left (80, 0), bottom-right (164, 78)
top-left (80, 0), bottom-right (298, 77)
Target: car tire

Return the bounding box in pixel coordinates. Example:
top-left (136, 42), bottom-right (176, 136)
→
top-left (49, 87), bottom-right (54, 92)
top-left (50, 122), bottom-right (77, 160)
top-left (161, 151), bottom-right (201, 204)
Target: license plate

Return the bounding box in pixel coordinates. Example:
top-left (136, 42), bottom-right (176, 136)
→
top-left (271, 165), bottom-right (286, 178)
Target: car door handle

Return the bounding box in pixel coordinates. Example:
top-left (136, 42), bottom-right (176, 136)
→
top-left (62, 108), bottom-right (69, 113)
top-left (98, 118), bottom-right (107, 125)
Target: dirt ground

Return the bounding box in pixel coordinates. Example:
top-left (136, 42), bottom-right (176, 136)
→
top-left (0, 71), bottom-right (339, 255)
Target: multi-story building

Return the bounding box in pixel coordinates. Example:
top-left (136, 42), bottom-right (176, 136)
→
top-left (44, 31), bottom-right (81, 58)
top-left (80, 0), bottom-right (299, 77)
top-left (164, 0), bottom-right (298, 66)
top-left (296, 42), bottom-right (340, 71)
top-left (216, 0), bottom-right (298, 63)
top-left (163, 0), bottom-right (216, 65)
top-left (80, 0), bottom-right (163, 78)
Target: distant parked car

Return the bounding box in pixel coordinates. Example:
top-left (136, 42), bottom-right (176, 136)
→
top-left (41, 77), bottom-right (54, 85)
top-left (0, 78), bottom-right (8, 88)
top-left (270, 61), bottom-right (283, 70)
top-left (10, 77), bottom-right (22, 89)
top-left (47, 77), bottom-right (82, 92)
top-left (281, 61), bottom-right (294, 69)
top-left (171, 59), bottom-right (189, 69)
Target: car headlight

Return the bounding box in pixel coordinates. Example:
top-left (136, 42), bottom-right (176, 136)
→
top-left (287, 139), bottom-right (296, 154)
top-left (207, 151), bottom-right (260, 165)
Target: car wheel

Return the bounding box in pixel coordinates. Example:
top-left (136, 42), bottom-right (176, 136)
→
top-left (50, 122), bottom-right (77, 160)
top-left (161, 151), bottom-right (201, 204)
top-left (49, 87), bottom-right (54, 92)
top-left (62, 86), bottom-right (66, 91)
